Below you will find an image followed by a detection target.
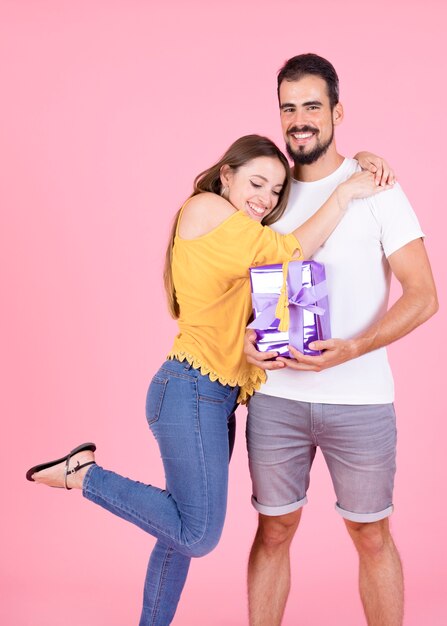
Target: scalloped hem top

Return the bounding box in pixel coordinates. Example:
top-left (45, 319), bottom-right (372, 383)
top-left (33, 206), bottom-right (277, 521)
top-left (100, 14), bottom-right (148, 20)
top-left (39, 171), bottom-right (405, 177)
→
top-left (170, 203), bottom-right (302, 407)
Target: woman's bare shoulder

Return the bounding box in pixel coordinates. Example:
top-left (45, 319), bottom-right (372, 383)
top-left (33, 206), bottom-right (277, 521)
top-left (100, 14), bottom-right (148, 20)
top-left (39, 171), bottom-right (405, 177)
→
top-left (178, 192), bottom-right (237, 239)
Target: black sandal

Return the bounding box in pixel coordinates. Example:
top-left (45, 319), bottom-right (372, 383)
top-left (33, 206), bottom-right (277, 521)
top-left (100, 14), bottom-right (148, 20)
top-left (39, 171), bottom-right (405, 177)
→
top-left (26, 442), bottom-right (97, 489)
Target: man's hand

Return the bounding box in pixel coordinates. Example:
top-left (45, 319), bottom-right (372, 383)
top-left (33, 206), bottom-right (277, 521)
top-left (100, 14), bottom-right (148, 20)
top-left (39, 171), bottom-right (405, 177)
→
top-left (277, 338), bottom-right (359, 371)
top-left (279, 239), bottom-right (438, 372)
top-left (244, 329), bottom-right (285, 371)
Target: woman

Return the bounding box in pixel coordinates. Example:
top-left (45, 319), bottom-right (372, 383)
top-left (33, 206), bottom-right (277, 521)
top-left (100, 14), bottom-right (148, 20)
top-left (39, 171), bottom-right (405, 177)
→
top-left (27, 135), bottom-right (392, 625)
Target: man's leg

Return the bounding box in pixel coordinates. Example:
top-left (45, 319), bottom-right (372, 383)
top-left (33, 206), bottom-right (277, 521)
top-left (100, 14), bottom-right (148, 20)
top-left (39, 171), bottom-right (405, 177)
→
top-left (319, 402), bottom-right (400, 626)
top-left (246, 394), bottom-right (315, 626)
top-left (345, 518), bottom-right (403, 626)
top-left (248, 510), bottom-right (302, 626)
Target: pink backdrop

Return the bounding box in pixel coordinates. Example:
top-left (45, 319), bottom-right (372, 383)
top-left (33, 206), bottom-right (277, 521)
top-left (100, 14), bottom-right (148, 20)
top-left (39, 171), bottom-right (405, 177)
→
top-left (2, 1), bottom-right (445, 624)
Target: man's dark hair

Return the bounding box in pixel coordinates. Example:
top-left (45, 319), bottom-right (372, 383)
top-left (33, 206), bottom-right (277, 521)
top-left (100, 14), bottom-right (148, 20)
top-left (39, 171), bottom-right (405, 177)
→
top-left (277, 53), bottom-right (339, 109)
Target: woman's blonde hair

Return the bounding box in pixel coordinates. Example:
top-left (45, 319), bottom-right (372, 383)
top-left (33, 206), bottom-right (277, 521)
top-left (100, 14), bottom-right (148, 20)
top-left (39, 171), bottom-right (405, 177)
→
top-left (164, 134), bottom-right (291, 318)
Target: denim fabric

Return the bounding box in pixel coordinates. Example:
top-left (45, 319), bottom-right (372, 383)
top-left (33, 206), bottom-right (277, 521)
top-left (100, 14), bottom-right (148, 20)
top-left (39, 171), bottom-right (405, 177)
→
top-left (83, 359), bottom-right (238, 625)
top-left (247, 393), bottom-right (396, 521)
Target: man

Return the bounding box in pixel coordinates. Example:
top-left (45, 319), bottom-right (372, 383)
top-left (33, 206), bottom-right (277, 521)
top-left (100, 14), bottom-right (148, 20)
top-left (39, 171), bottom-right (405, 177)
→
top-left (245, 53), bottom-right (438, 626)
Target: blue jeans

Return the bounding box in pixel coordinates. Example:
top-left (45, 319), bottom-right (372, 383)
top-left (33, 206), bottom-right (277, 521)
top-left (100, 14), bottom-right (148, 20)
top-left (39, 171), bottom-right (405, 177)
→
top-left (83, 359), bottom-right (239, 625)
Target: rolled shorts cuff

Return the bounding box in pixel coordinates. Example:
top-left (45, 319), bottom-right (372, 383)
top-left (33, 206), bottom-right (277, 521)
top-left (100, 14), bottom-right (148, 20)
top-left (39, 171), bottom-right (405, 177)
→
top-left (251, 495), bottom-right (308, 516)
top-left (335, 503), bottom-right (394, 523)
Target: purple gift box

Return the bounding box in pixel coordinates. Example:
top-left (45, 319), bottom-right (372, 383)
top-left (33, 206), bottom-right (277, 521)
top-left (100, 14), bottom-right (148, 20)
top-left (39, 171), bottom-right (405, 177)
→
top-left (248, 260), bottom-right (331, 357)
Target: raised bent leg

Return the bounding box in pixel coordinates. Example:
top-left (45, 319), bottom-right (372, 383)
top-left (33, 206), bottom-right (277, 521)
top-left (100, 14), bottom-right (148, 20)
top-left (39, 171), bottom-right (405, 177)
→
top-left (82, 360), bottom-right (238, 625)
top-left (248, 510), bottom-right (302, 626)
top-left (345, 518), bottom-right (403, 626)
top-left (82, 362), bottom-right (238, 558)
top-left (29, 359), bottom-right (237, 625)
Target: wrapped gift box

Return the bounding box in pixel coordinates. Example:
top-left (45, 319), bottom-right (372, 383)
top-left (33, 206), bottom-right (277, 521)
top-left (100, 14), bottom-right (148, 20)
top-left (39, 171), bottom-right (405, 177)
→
top-left (248, 260), bottom-right (331, 357)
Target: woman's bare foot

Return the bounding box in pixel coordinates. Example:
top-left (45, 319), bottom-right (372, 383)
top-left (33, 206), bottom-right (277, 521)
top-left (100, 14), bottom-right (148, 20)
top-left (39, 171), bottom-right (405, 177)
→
top-left (32, 450), bottom-right (95, 489)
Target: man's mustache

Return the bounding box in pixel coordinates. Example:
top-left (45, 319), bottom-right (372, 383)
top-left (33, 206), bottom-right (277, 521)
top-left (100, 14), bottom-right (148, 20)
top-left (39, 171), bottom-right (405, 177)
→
top-left (287, 126), bottom-right (318, 135)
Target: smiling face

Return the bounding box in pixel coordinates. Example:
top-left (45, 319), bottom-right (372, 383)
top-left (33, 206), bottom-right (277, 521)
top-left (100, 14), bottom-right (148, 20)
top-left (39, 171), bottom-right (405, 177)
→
top-left (220, 156), bottom-right (286, 222)
top-left (279, 74), bottom-right (343, 165)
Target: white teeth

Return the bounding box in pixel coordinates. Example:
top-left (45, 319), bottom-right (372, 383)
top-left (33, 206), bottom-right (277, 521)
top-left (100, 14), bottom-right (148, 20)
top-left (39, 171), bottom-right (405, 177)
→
top-left (248, 202), bottom-right (265, 214)
top-left (293, 132), bottom-right (313, 139)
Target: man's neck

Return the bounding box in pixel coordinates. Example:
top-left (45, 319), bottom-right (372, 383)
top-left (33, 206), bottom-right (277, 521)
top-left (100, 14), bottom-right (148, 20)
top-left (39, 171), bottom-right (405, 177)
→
top-left (292, 146), bottom-right (345, 182)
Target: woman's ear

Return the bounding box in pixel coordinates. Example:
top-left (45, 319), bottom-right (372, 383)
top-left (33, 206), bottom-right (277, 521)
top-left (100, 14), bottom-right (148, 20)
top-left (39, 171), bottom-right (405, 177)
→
top-left (220, 164), bottom-right (233, 188)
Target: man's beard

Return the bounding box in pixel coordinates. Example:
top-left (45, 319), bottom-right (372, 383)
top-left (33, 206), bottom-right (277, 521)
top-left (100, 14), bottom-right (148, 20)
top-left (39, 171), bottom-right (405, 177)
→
top-left (286, 124), bottom-right (334, 165)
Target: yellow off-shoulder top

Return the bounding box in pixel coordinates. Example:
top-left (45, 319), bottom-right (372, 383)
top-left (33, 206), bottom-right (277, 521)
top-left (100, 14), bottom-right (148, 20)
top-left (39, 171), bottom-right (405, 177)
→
top-left (168, 208), bottom-right (302, 402)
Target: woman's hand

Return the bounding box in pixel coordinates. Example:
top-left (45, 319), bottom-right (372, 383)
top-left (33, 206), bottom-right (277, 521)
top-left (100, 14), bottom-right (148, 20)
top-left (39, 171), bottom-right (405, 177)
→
top-left (337, 171), bottom-right (394, 207)
top-left (354, 151), bottom-right (395, 186)
top-left (291, 171), bottom-right (393, 259)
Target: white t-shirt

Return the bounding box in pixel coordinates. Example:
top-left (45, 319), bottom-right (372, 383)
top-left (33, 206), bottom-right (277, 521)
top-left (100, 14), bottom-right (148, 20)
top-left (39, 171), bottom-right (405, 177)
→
top-left (260, 158), bottom-right (424, 404)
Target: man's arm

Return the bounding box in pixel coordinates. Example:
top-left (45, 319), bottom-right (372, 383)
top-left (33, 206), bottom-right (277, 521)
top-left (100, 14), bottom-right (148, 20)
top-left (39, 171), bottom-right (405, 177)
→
top-left (244, 238), bottom-right (438, 372)
top-left (279, 238), bottom-right (438, 371)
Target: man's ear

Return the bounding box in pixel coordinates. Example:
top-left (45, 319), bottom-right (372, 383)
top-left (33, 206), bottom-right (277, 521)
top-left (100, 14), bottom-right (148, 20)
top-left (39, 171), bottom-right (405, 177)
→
top-left (333, 102), bottom-right (344, 127)
top-left (220, 164), bottom-right (233, 187)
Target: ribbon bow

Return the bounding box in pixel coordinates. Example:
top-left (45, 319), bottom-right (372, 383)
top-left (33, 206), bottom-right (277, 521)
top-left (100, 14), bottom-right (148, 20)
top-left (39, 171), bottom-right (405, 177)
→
top-left (248, 261), bottom-right (328, 353)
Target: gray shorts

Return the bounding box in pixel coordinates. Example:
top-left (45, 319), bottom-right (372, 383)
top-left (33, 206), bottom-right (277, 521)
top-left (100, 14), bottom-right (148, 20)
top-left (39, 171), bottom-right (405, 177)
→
top-left (247, 393), bottom-right (397, 523)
